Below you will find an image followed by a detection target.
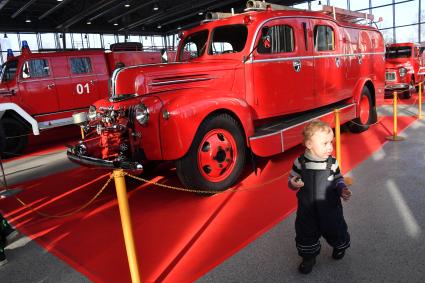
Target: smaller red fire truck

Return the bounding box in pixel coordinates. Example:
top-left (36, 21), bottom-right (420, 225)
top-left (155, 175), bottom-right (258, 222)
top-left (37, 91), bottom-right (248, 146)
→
top-left (0, 41), bottom-right (174, 156)
top-left (68, 1), bottom-right (385, 192)
top-left (385, 42), bottom-right (425, 98)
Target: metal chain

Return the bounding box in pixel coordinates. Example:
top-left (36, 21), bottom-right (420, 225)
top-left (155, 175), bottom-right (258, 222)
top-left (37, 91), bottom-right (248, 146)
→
top-left (13, 173), bottom-right (114, 218)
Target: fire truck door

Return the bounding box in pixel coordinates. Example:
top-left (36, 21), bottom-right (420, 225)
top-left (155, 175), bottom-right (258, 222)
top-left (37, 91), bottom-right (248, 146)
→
top-left (18, 58), bottom-right (59, 115)
top-left (57, 56), bottom-right (99, 111)
top-left (312, 20), bottom-right (348, 105)
top-left (252, 18), bottom-right (315, 118)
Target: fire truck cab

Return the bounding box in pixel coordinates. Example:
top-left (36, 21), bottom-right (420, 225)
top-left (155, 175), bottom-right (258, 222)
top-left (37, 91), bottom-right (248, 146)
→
top-left (67, 1), bottom-right (385, 192)
top-left (0, 42), bottom-right (172, 156)
top-left (385, 42), bottom-right (425, 98)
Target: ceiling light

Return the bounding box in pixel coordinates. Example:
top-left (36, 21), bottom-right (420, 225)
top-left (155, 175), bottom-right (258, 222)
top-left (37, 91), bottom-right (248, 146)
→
top-left (114, 22), bottom-right (118, 26)
top-left (25, 17), bottom-right (31, 23)
top-left (87, 21), bottom-right (91, 25)
top-left (157, 24), bottom-right (162, 29)
top-left (153, 3), bottom-right (159, 11)
top-left (3, 33), bottom-right (7, 38)
top-left (177, 26), bottom-right (181, 30)
top-left (198, 11), bottom-right (203, 15)
top-left (57, 0), bottom-right (63, 2)
top-left (124, 1), bottom-right (130, 8)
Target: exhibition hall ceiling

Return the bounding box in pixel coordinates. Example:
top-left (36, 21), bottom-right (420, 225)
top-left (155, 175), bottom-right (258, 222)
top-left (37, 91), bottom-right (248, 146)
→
top-left (0, 0), bottom-right (305, 35)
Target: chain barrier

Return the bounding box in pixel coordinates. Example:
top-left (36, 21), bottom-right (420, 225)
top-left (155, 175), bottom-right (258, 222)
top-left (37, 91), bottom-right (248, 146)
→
top-left (12, 173), bottom-right (113, 218)
top-left (125, 169), bottom-right (291, 195)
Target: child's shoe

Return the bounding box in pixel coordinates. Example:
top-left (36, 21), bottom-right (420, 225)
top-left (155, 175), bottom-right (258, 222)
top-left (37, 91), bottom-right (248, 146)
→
top-left (0, 249), bottom-right (7, 267)
top-left (298, 257), bottom-right (316, 274)
top-left (332, 248), bottom-right (345, 260)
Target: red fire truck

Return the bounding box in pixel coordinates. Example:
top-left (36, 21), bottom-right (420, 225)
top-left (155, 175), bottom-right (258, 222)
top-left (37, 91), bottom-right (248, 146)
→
top-left (0, 41), bottom-right (174, 156)
top-left (68, 2), bottom-right (385, 191)
top-left (385, 42), bottom-right (425, 98)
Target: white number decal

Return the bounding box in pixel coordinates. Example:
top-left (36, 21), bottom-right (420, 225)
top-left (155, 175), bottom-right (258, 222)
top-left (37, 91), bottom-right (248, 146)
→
top-left (76, 83), bottom-right (90, 95)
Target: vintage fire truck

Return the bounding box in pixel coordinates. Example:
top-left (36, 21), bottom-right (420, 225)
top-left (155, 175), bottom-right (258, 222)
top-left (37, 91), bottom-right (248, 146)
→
top-left (67, 1), bottom-right (385, 191)
top-left (0, 41), bottom-right (174, 156)
top-left (385, 42), bottom-right (425, 98)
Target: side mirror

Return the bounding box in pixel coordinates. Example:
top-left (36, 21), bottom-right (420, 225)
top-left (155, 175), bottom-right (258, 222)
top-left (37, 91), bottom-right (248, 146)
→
top-left (261, 26), bottom-right (271, 49)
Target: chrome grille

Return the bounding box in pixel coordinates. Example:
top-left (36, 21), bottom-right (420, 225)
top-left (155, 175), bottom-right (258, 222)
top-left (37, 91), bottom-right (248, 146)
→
top-left (386, 72), bottom-right (396, 81)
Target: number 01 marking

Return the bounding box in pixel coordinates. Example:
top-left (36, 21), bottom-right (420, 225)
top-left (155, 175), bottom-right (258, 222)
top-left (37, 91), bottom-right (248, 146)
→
top-left (76, 83), bottom-right (90, 94)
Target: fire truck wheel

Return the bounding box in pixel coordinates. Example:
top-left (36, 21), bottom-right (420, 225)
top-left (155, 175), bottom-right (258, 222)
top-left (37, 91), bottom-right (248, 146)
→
top-left (176, 113), bottom-right (246, 192)
top-left (0, 118), bottom-right (28, 158)
top-left (348, 87), bottom-right (373, 133)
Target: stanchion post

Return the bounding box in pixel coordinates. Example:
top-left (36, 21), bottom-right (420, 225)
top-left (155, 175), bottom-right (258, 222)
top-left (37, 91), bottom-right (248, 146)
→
top-left (113, 169), bottom-right (141, 283)
top-left (80, 126), bottom-right (85, 139)
top-left (386, 91), bottom-right (405, 141)
top-left (334, 109), bottom-right (352, 185)
top-left (419, 82), bottom-right (422, 119)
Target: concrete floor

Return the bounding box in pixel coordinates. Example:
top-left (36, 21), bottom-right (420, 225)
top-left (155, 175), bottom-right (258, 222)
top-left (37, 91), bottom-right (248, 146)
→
top-left (1, 104), bottom-right (425, 282)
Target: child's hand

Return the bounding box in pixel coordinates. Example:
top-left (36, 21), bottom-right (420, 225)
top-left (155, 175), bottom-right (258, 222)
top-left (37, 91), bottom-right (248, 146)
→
top-left (341, 187), bottom-right (352, 201)
top-left (290, 176), bottom-right (304, 189)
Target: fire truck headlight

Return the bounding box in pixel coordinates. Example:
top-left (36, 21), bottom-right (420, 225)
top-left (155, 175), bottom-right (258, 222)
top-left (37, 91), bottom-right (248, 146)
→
top-left (135, 104), bottom-right (149, 125)
top-left (87, 105), bottom-right (97, 120)
top-left (399, 67), bottom-right (407, 77)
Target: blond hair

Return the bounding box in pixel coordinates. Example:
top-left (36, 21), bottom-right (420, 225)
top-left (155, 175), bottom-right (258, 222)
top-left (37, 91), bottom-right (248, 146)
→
top-left (302, 120), bottom-right (332, 144)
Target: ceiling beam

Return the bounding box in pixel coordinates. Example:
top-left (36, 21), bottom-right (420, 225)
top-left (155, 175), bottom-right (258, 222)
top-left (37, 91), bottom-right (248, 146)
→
top-left (56, 0), bottom-right (118, 29)
top-left (38, 0), bottom-right (76, 20)
top-left (107, 0), bottom-right (156, 23)
top-left (0, 0), bottom-right (10, 11)
top-left (11, 0), bottom-right (38, 19)
top-left (88, 1), bottom-right (130, 22)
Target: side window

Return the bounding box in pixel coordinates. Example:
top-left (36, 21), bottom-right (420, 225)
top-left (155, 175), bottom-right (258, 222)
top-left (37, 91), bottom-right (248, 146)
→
top-left (180, 30), bottom-right (209, 61)
top-left (258, 25), bottom-right (294, 54)
top-left (314, 25), bottom-right (334, 51)
top-left (208, 25), bottom-right (248, 55)
top-left (70, 57), bottom-right (92, 74)
top-left (22, 59), bottom-right (50, 79)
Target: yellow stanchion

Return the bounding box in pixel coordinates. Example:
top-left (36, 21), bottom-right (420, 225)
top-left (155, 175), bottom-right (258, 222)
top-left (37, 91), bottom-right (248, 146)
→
top-left (113, 169), bottom-right (142, 283)
top-left (334, 109), bottom-right (352, 186)
top-left (418, 82), bottom-right (422, 119)
top-left (80, 126), bottom-right (85, 139)
top-left (386, 91), bottom-right (405, 141)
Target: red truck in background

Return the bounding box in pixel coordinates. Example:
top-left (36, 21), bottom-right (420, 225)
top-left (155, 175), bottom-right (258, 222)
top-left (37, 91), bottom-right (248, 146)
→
top-left (385, 42), bottom-right (425, 98)
top-left (68, 1), bottom-right (385, 192)
top-left (0, 41), bottom-right (175, 156)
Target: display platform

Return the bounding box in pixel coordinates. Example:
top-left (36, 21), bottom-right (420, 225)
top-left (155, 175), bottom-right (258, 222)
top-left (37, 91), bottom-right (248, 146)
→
top-left (0, 115), bottom-right (416, 282)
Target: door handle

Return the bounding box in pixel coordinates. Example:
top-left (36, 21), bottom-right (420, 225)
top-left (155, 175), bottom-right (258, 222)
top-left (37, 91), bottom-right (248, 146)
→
top-left (47, 83), bottom-right (55, 89)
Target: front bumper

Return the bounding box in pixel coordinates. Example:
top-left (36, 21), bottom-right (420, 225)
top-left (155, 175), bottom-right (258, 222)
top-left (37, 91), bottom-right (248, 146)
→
top-left (67, 147), bottom-right (143, 171)
top-left (385, 83), bottom-right (410, 91)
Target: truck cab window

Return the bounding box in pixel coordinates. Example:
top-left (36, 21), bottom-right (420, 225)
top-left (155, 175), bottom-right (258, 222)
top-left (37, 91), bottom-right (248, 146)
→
top-left (0, 60), bottom-right (18, 82)
top-left (22, 59), bottom-right (49, 79)
top-left (209, 25), bottom-right (248, 55)
top-left (386, 46), bottom-right (412, 59)
top-left (258, 25), bottom-right (294, 54)
top-left (314, 25), bottom-right (334, 51)
top-left (179, 30), bottom-right (209, 61)
top-left (70, 57), bottom-right (92, 74)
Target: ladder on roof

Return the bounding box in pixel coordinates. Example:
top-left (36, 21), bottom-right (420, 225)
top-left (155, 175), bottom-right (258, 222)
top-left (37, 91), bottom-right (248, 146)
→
top-left (321, 5), bottom-right (374, 23)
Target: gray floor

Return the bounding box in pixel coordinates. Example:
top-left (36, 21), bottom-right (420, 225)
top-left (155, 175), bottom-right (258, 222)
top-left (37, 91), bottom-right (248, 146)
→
top-left (1, 105), bottom-right (425, 282)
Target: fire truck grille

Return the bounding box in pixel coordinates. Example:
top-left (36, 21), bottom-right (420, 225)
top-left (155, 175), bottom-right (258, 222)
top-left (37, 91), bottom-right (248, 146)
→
top-left (386, 72), bottom-right (396, 81)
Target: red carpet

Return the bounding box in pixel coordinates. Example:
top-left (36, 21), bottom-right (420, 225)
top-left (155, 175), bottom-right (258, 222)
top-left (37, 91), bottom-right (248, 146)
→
top-left (0, 116), bottom-right (417, 282)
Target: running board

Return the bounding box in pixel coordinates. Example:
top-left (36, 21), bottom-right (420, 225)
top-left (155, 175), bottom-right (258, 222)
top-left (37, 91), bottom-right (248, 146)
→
top-left (249, 103), bottom-right (356, 157)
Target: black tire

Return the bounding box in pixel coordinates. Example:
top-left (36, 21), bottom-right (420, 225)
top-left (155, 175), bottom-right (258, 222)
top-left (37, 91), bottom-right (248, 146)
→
top-left (402, 77), bottom-right (414, 99)
top-left (0, 118), bottom-right (28, 157)
top-left (348, 87), bottom-right (375, 133)
top-left (176, 113), bottom-right (246, 192)
top-left (0, 123), bottom-right (5, 156)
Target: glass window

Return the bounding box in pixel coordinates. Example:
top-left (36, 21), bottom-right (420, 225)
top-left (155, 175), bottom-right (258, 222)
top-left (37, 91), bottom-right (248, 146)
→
top-left (386, 45), bottom-right (412, 59)
top-left (329, 0), bottom-right (347, 10)
top-left (87, 34), bottom-right (102, 48)
top-left (19, 34), bottom-right (38, 51)
top-left (179, 30), bottom-right (208, 61)
top-left (209, 25), bottom-right (248, 55)
top-left (380, 28), bottom-right (395, 44)
top-left (350, 0), bottom-right (370, 11)
top-left (103, 34), bottom-right (116, 50)
top-left (258, 25), bottom-right (294, 54)
top-left (293, 2), bottom-right (308, 9)
top-left (372, 5), bottom-right (393, 29)
top-left (22, 59), bottom-right (49, 78)
top-left (371, 0), bottom-right (393, 6)
top-left (395, 0), bottom-right (418, 26)
top-left (395, 25), bottom-right (419, 43)
top-left (314, 25), bottom-right (334, 51)
top-left (39, 33), bottom-right (57, 49)
top-left (70, 57), bottom-right (92, 74)
top-left (310, 0), bottom-right (323, 11)
top-left (0, 60), bottom-right (18, 82)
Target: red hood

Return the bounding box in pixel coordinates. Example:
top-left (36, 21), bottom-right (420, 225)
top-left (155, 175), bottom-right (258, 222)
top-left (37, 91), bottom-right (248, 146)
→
top-left (110, 59), bottom-right (240, 101)
top-left (385, 60), bottom-right (411, 70)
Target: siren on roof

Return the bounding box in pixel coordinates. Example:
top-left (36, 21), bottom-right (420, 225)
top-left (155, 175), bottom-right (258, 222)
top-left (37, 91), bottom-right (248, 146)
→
top-left (21, 40), bottom-right (31, 55)
top-left (6, 48), bottom-right (14, 60)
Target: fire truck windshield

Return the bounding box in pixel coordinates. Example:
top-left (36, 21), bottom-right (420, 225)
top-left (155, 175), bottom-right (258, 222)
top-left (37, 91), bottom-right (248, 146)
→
top-left (386, 46), bottom-right (412, 59)
top-left (0, 60), bottom-right (18, 83)
top-left (179, 30), bottom-right (209, 61)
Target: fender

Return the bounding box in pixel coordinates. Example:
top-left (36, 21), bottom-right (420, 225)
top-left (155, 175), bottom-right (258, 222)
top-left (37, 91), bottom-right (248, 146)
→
top-left (0, 103), bottom-right (39, 135)
top-left (352, 78), bottom-right (375, 111)
top-left (157, 88), bottom-right (254, 160)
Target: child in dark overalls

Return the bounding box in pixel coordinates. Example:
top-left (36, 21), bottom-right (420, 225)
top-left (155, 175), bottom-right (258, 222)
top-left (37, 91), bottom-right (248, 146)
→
top-left (288, 120), bottom-right (352, 274)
